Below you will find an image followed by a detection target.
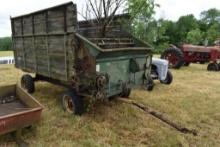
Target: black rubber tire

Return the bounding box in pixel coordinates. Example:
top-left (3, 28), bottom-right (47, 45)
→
top-left (183, 62), bottom-right (190, 66)
top-left (21, 74), bottom-right (35, 94)
top-left (62, 90), bottom-right (84, 115)
top-left (120, 84), bottom-right (131, 98)
top-left (160, 70), bottom-right (173, 85)
top-left (161, 48), bottom-right (184, 69)
top-left (207, 63), bottom-right (219, 71)
top-left (146, 77), bottom-right (154, 91)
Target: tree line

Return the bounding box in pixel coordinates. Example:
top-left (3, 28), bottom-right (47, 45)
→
top-left (0, 37), bottom-right (12, 51)
top-left (135, 8), bottom-right (220, 53)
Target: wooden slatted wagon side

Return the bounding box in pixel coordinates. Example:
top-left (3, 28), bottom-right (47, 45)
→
top-left (11, 2), bottom-right (153, 115)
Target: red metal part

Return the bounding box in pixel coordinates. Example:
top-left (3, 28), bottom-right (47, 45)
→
top-left (0, 109), bottom-right (42, 135)
top-left (180, 43), bottom-right (220, 63)
top-left (165, 52), bottom-right (179, 66)
top-left (0, 85), bottom-right (43, 136)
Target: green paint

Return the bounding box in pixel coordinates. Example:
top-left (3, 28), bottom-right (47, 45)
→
top-left (97, 55), bottom-right (152, 97)
top-left (76, 32), bottom-right (152, 97)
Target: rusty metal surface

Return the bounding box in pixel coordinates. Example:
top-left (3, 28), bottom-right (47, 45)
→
top-left (182, 44), bottom-right (220, 52)
top-left (0, 100), bottom-right (29, 117)
top-left (0, 85), bottom-right (43, 136)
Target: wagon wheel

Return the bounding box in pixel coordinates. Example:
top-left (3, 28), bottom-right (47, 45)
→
top-left (161, 48), bottom-right (184, 69)
top-left (62, 90), bottom-right (84, 115)
top-left (62, 94), bottom-right (75, 113)
top-left (21, 74), bottom-right (35, 94)
top-left (120, 83), bottom-right (131, 98)
top-left (207, 63), bottom-right (219, 71)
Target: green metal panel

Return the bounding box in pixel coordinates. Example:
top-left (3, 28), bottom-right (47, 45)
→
top-left (96, 55), bottom-right (151, 97)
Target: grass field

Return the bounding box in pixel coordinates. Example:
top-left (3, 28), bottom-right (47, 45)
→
top-left (0, 61), bottom-right (220, 146)
top-left (0, 51), bottom-right (13, 57)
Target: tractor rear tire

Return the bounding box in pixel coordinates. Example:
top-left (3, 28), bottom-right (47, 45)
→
top-left (62, 90), bottom-right (84, 115)
top-left (160, 70), bottom-right (173, 85)
top-left (207, 63), bottom-right (219, 71)
top-left (161, 48), bottom-right (184, 69)
top-left (21, 74), bottom-right (35, 94)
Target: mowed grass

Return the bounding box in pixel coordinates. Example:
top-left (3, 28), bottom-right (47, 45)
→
top-left (0, 63), bottom-right (220, 146)
top-left (0, 51), bottom-right (13, 57)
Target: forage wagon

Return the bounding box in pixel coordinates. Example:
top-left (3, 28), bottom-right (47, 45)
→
top-left (11, 2), bottom-right (167, 115)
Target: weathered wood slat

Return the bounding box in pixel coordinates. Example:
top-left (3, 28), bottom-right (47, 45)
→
top-left (13, 32), bottom-right (74, 38)
top-left (23, 16), bottom-right (33, 35)
top-left (97, 43), bottom-right (135, 49)
top-left (14, 20), bottom-right (22, 36)
top-left (12, 2), bottom-right (77, 82)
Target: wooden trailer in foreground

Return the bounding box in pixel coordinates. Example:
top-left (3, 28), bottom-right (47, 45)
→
top-left (0, 85), bottom-right (43, 136)
top-left (11, 2), bottom-right (153, 115)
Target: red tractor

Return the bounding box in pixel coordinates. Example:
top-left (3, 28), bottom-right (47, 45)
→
top-left (161, 39), bottom-right (220, 71)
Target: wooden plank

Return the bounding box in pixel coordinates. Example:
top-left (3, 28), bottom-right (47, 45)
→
top-left (16, 86), bottom-right (42, 108)
top-left (48, 8), bottom-right (65, 33)
top-left (21, 17), bottom-right (26, 69)
top-left (23, 16), bottom-right (32, 35)
top-left (11, 2), bottom-right (77, 83)
top-left (13, 32), bottom-right (74, 38)
top-left (118, 98), bottom-right (197, 136)
top-left (10, 17), bottom-right (16, 64)
top-left (34, 13), bottom-right (46, 34)
top-left (63, 6), bottom-right (68, 80)
top-left (45, 11), bottom-right (51, 77)
top-left (66, 4), bottom-right (76, 32)
top-left (31, 15), bottom-right (37, 71)
top-left (14, 19), bottom-right (22, 36)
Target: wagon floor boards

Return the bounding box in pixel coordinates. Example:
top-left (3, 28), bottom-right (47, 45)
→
top-left (0, 100), bottom-right (29, 117)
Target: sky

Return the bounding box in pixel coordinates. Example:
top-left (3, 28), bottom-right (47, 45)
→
top-left (0, 0), bottom-right (220, 37)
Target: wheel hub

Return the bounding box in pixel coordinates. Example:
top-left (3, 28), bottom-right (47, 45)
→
top-left (166, 53), bottom-right (178, 66)
top-left (63, 95), bottom-right (74, 113)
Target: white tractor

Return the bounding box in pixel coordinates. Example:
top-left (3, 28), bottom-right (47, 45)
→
top-left (147, 58), bottom-right (173, 91)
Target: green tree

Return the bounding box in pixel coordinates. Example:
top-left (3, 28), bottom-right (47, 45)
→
top-left (176, 14), bottom-right (198, 43)
top-left (0, 37), bottom-right (12, 51)
top-left (159, 20), bottom-right (178, 44)
top-left (135, 20), bottom-right (157, 43)
top-left (200, 8), bottom-right (220, 25)
top-left (127, 0), bottom-right (158, 40)
top-left (207, 23), bottom-right (220, 44)
top-left (198, 20), bottom-right (209, 33)
top-left (127, 0), bottom-right (157, 20)
top-left (186, 29), bottom-right (204, 45)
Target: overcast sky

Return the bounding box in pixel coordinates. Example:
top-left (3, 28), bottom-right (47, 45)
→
top-left (0, 0), bottom-right (220, 37)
